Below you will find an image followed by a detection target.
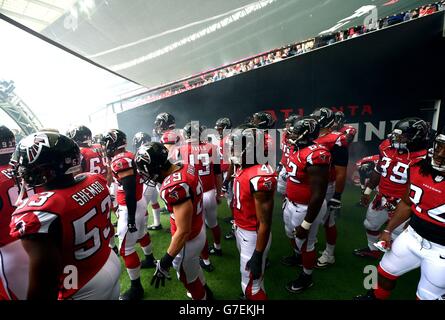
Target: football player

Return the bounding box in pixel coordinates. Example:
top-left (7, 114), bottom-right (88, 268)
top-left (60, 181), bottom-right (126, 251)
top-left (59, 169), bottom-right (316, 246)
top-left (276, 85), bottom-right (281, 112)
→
top-left (215, 117), bottom-right (233, 206)
top-left (103, 129), bottom-right (156, 300)
top-left (133, 132), bottom-right (164, 231)
top-left (66, 125), bottom-right (108, 179)
top-left (310, 107), bottom-right (350, 268)
top-left (279, 114), bottom-right (304, 267)
top-left (230, 125), bottom-right (277, 300)
top-left (135, 142), bottom-right (213, 300)
top-left (332, 111), bottom-right (357, 144)
top-left (355, 126), bottom-right (445, 300)
top-left (8, 132), bottom-right (120, 300)
top-left (178, 122), bottom-right (223, 271)
top-left (353, 118), bottom-right (428, 259)
top-left (353, 155), bottom-right (380, 192)
top-left (283, 117), bottom-right (330, 293)
top-left (0, 126), bottom-right (29, 300)
top-left (277, 114), bottom-right (301, 196)
top-left (154, 112), bottom-right (181, 156)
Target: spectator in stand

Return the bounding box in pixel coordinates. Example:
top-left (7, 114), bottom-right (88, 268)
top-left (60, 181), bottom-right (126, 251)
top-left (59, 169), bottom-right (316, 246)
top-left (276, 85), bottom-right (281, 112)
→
top-left (274, 50), bottom-right (283, 61)
top-left (439, 1), bottom-right (445, 11)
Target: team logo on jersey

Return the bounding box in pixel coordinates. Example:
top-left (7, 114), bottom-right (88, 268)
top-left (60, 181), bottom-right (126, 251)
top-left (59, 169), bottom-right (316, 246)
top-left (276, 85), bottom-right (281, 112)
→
top-left (318, 151), bottom-right (328, 162)
top-left (20, 133), bottom-right (50, 164)
top-left (169, 190), bottom-right (180, 201)
top-left (263, 178), bottom-right (273, 190)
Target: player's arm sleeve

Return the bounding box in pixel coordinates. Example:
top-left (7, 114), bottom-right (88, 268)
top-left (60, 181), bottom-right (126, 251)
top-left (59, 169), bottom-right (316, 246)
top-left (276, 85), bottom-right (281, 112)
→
top-left (121, 174), bottom-right (137, 223)
top-left (213, 163), bottom-right (221, 174)
top-left (10, 211), bottom-right (59, 239)
top-left (161, 183), bottom-right (192, 207)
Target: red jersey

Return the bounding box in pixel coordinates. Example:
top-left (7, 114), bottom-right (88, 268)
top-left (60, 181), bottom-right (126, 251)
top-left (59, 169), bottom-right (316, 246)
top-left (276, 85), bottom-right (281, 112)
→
top-left (376, 139), bottom-right (426, 198)
top-left (338, 125), bottom-right (357, 143)
top-left (110, 151), bottom-right (144, 205)
top-left (160, 164), bottom-right (204, 239)
top-left (80, 145), bottom-right (107, 179)
top-left (161, 130), bottom-right (180, 145)
top-left (178, 142), bottom-right (219, 192)
top-left (0, 165), bottom-right (19, 247)
top-left (9, 173), bottom-right (112, 299)
top-left (408, 163), bottom-right (445, 245)
top-left (233, 164), bottom-right (277, 231)
top-left (356, 154), bottom-right (380, 168)
top-left (280, 132), bottom-right (292, 165)
top-left (315, 131), bottom-right (348, 182)
top-left (285, 144), bottom-right (331, 204)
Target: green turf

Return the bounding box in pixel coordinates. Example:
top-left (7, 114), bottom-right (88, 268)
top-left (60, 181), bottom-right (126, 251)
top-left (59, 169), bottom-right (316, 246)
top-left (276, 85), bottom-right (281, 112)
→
top-left (115, 184), bottom-right (419, 300)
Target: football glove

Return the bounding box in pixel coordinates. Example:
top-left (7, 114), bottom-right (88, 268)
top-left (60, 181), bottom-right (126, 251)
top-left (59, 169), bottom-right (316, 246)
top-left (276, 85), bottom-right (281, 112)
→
top-left (246, 250), bottom-right (263, 280)
top-left (151, 253), bottom-right (173, 288)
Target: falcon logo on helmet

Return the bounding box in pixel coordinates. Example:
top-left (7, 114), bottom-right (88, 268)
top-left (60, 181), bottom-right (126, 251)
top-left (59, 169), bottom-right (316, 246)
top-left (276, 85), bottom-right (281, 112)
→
top-left (21, 133), bottom-right (50, 164)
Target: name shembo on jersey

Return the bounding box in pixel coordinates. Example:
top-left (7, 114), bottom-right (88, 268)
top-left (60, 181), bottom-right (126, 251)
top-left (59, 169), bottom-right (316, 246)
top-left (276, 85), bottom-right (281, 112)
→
top-left (72, 180), bottom-right (106, 206)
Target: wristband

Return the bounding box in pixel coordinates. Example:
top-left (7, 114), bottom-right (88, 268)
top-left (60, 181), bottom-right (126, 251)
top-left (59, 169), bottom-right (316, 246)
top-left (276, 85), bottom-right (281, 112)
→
top-left (160, 252), bottom-right (174, 269)
top-left (364, 187), bottom-right (373, 195)
top-left (301, 220), bottom-right (312, 230)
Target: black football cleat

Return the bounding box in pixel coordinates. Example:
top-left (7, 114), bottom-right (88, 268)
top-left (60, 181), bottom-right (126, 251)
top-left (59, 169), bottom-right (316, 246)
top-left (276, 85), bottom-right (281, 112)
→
top-left (285, 272), bottom-right (314, 293)
top-left (200, 259), bottom-right (215, 272)
top-left (208, 245), bottom-right (223, 256)
top-left (224, 230), bottom-right (235, 240)
top-left (354, 290), bottom-right (378, 300)
top-left (119, 283), bottom-right (144, 300)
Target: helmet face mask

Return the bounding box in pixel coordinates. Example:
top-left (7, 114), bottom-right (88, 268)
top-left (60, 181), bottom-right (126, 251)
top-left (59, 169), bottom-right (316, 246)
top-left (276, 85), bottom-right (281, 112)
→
top-left (390, 129), bottom-right (409, 151)
top-left (287, 117), bottom-right (320, 147)
top-left (431, 131), bottom-right (445, 172)
top-left (333, 111), bottom-right (345, 130)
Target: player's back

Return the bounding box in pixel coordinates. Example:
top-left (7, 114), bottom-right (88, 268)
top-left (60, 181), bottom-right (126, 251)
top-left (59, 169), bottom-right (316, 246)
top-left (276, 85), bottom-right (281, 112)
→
top-left (377, 139), bottom-right (427, 198)
top-left (285, 144), bottom-right (331, 205)
top-left (0, 165), bottom-right (18, 247)
top-left (233, 164), bottom-right (277, 230)
top-left (80, 145), bottom-right (107, 178)
top-left (179, 142), bottom-right (218, 192)
top-left (160, 164), bottom-right (204, 239)
top-left (10, 173), bottom-right (112, 299)
top-left (110, 151), bottom-right (144, 205)
top-left (315, 131), bottom-right (348, 150)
